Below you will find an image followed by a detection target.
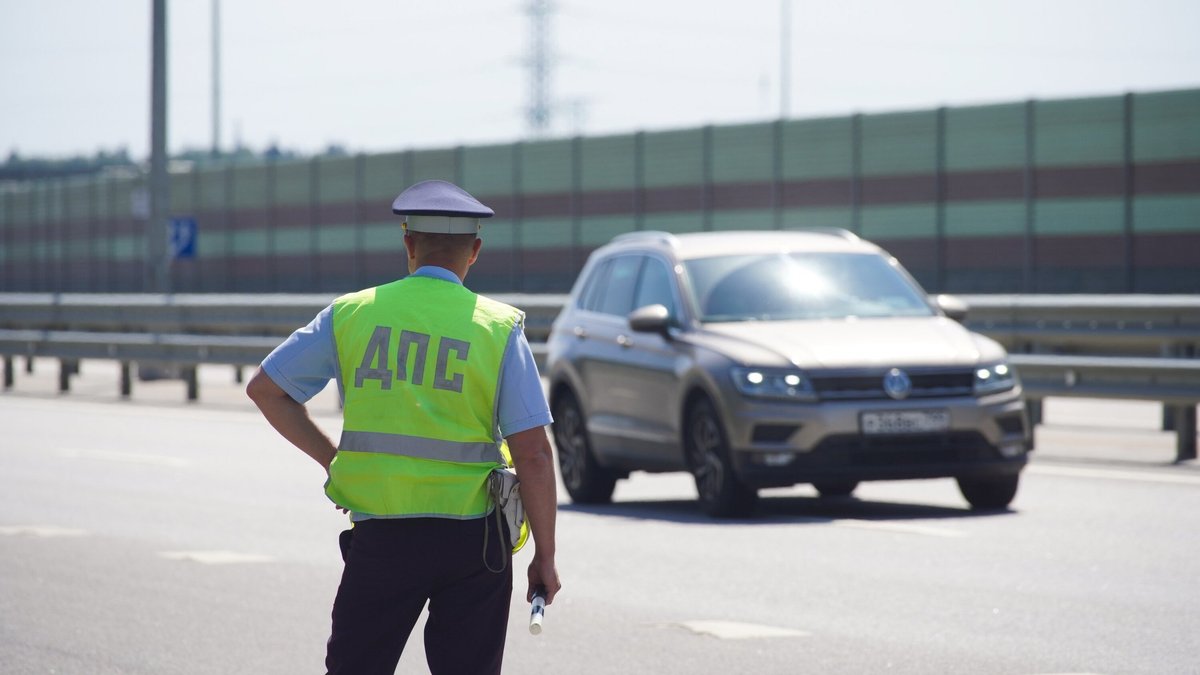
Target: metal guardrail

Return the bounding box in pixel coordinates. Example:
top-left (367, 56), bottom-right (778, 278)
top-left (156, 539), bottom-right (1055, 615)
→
top-left (960, 294), bottom-right (1200, 355)
top-left (1, 293), bottom-right (1197, 460)
top-left (1010, 353), bottom-right (1199, 460)
top-left (0, 293), bottom-right (569, 342)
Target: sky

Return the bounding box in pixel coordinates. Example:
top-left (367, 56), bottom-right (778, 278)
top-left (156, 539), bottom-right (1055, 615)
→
top-left (2, 0), bottom-right (1198, 160)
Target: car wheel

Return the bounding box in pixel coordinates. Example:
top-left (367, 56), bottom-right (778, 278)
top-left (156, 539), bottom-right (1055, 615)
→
top-left (813, 480), bottom-right (859, 498)
top-left (552, 392), bottom-right (616, 504)
top-left (685, 399), bottom-right (758, 518)
top-left (956, 474), bottom-right (1019, 510)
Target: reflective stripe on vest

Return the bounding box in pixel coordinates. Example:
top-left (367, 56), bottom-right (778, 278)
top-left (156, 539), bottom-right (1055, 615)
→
top-left (325, 275), bottom-right (523, 519)
top-left (339, 430), bottom-right (503, 464)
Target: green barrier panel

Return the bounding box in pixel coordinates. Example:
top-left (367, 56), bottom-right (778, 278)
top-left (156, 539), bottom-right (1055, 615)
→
top-left (712, 122), bottom-right (774, 183)
top-left (1034, 96), bottom-right (1124, 167)
top-left (945, 102), bottom-right (1026, 172)
top-left (861, 204), bottom-right (938, 239)
top-left (274, 160), bottom-right (312, 207)
top-left (412, 148), bottom-right (457, 184)
top-left (521, 139), bottom-right (573, 193)
top-left (315, 155), bottom-right (356, 204)
top-left (711, 209), bottom-right (774, 230)
top-left (520, 216), bottom-right (573, 248)
top-left (861, 109), bottom-right (938, 176)
top-left (782, 116), bottom-right (854, 180)
top-left (168, 171), bottom-right (195, 214)
top-left (1134, 89), bottom-right (1200, 163)
top-left (196, 166), bottom-right (228, 210)
top-left (1133, 195), bottom-right (1200, 234)
top-left (480, 219), bottom-right (516, 251)
top-left (362, 151), bottom-right (409, 201)
top-left (642, 212), bottom-right (707, 233)
top-left (1035, 197), bottom-right (1124, 235)
top-left (579, 215), bottom-right (636, 247)
top-left (462, 144), bottom-right (517, 197)
top-left (580, 134), bottom-right (637, 192)
top-left (781, 206), bottom-right (854, 230)
top-left (643, 128), bottom-right (704, 188)
top-left (230, 163), bottom-right (268, 210)
top-left (944, 200), bottom-right (1026, 237)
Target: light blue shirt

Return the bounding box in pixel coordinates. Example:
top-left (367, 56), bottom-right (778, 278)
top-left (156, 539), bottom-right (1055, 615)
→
top-left (261, 266), bottom-right (553, 439)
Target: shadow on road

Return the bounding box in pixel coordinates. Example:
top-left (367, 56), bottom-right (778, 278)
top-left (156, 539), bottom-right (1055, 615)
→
top-left (560, 495), bottom-right (1015, 526)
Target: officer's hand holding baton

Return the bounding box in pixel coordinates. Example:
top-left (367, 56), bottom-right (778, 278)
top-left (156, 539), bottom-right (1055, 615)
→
top-left (529, 585), bottom-right (547, 634)
top-left (526, 557), bottom-right (560, 635)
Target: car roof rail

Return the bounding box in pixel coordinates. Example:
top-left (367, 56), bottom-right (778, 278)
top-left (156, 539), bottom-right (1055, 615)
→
top-left (793, 227), bottom-right (860, 241)
top-left (611, 230), bottom-right (680, 246)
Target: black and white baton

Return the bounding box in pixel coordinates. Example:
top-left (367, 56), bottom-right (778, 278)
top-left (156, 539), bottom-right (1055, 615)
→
top-left (529, 586), bottom-right (547, 635)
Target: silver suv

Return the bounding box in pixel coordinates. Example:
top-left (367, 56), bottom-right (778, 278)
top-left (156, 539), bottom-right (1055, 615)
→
top-left (546, 230), bottom-right (1031, 517)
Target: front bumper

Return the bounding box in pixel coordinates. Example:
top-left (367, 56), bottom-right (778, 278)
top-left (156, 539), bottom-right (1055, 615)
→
top-left (722, 390), bottom-right (1032, 489)
top-left (734, 430), bottom-right (1028, 488)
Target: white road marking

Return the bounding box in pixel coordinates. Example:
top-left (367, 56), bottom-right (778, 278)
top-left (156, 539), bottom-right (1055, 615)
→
top-left (60, 448), bottom-right (192, 468)
top-left (672, 620), bottom-right (810, 639)
top-left (159, 551), bottom-right (275, 565)
top-left (1030, 463), bottom-right (1200, 486)
top-left (0, 525), bottom-right (87, 538)
top-left (832, 519), bottom-right (966, 538)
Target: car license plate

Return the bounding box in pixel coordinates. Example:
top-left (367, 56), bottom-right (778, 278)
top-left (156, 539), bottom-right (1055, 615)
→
top-left (860, 410), bottom-right (950, 435)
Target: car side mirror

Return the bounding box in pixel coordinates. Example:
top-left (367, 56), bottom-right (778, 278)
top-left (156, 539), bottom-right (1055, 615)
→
top-left (933, 294), bottom-right (969, 323)
top-left (628, 304), bottom-right (672, 336)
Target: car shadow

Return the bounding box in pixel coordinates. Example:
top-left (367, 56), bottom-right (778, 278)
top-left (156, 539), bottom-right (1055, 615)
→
top-left (559, 495), bottom-right (1015, 526)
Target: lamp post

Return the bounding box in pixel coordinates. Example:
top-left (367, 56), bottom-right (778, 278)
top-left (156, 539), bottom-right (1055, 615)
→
top-left (148, 0), bottom-right (170, 292)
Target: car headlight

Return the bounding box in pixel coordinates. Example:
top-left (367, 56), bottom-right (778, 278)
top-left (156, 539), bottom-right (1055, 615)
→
top-left (974, 362), bottom-right (1016, 395)
top-left (731, 367), bottom-right (817, 401)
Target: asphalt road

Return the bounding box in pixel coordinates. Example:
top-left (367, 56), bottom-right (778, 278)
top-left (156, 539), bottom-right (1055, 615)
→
top-left (2, 361), bottom-right (1198, 674)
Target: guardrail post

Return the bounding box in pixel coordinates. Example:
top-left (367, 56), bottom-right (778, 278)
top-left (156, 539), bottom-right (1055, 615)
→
top-left (1174, 404), bottom-right (1197, 463)
top-left (184, 366), bottom-right (199, 402)
top-left (1162, 343), bottom-right (1178, 431)
top-left (58, 359), bottom-right (76, 393)
top-left (120, 362), bottom-right (132, 399)
top-left (3, 356), bottom-right (12, 390)
top-left (1026, 398), bottom-right (1043, 427)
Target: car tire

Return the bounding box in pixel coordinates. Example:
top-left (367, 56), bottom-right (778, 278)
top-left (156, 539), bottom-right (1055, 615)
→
top-left (813, 480), bottom-right (859, 498)
top-left (552, 392), bottom-right (617, 504)
top-left (685, 399), bottom-right (758, 518)
top-left (956, 474), bottom-right (1019, 510)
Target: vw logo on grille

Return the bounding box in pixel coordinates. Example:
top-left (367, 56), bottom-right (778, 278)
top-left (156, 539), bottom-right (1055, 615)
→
top-left (882, 368), bottom-right (912, 400)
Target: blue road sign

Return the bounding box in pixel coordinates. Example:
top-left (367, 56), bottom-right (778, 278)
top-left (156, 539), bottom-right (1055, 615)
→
top-left (169, 217), bottom-right (197, 259)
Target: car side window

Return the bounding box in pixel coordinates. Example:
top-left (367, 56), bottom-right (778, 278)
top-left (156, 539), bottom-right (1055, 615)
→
top-left (595, 255), bottom-right (643, 317)
top-left (578, 259), bottom-right (612, 312)
top-left (633, 257), bottom-right (678, 319)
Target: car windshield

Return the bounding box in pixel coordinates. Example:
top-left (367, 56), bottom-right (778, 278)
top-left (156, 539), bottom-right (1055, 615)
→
top-left (683, 252), bottom-right (934, 322)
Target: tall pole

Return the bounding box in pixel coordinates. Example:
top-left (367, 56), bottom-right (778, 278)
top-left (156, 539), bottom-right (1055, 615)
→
top-left (211, 0), bottom-right (221, 157)
top-left (527, 0), bottom-right (553, 135)
top-left (148, 0), bottom-right (170, 292)
top-left (780, 0), bottom-right (791, 119)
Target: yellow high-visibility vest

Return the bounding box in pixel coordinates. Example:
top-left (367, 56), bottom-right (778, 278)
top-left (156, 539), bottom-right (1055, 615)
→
top-left (326, 274), bottom-right (522, 521)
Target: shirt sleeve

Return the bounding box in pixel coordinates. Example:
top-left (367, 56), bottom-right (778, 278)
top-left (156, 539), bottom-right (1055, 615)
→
top-left (260, 305), bottom-right (337, 404)
top-left (496, 322), bottom-right (553, 438)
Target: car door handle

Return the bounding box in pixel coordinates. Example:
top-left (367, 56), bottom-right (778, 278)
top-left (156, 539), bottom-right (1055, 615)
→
top-left (616, 334), bottom-right (632, 348)
top-left (572, 326), bottom-right (587, 339)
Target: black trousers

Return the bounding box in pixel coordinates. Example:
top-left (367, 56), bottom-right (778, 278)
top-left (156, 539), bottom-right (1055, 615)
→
top-left (325, 516), bottom-right (512, 675)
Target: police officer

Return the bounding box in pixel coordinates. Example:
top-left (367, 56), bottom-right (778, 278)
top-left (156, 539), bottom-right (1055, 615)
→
top-left (246, 179), bottom-right (561, 675)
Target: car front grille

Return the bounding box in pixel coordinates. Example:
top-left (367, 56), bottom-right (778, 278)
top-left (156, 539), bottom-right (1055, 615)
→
top-left (809, 368), bottom-right (975, 401)
top-left (813, 431), bottom-right (997, 466)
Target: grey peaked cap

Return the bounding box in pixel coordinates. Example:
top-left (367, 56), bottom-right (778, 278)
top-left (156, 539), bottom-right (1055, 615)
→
top-left (391, 180), bottom-right (494, 219)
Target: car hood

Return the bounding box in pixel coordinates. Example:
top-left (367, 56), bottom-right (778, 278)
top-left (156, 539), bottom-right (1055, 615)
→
top-left (697, 316), bottom-right (1004, 369)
